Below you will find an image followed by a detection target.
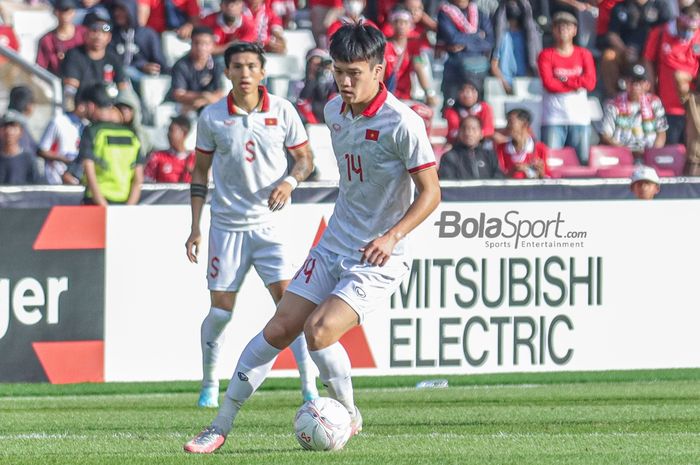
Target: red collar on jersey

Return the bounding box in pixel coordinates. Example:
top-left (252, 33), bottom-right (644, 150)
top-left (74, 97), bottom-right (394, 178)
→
top-left (339, 82), bottom-right (388, 118)
top-left (227, 86), bottom-right (271, 115)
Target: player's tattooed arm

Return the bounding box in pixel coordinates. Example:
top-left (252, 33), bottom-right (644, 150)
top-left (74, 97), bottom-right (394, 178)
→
top-left (289, 142), bottom-right (314, 183)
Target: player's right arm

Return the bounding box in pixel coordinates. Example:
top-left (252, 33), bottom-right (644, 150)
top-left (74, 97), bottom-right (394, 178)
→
top-left (186, 150), bottom-right (213, 263)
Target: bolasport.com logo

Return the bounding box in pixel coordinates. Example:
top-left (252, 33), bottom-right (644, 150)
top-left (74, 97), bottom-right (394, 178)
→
top-left (434, 210), bottom-right (588, 249)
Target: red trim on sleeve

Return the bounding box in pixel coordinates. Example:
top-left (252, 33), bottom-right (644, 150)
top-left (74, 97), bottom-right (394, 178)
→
top-left (287, 140), bottom-right (309, 150)
top-left (408, 161), bottom-right (436, 173)
top-left (196, 147), bottom-right (215, 154)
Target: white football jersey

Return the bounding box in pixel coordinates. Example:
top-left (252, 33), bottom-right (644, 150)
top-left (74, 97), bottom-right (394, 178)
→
top-left (319, 84), bottom-right (436, 258)
top-left (196, 87), bottom-right (309, 231)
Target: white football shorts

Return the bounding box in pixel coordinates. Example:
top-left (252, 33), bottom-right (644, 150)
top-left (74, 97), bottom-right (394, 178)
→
top-left (286, 244), bottom-right (410, 323)
top-left (206, 225), bottom-right (297, 292)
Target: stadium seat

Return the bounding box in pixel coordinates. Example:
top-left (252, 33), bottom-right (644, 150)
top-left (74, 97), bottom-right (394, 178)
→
top-left (265, 53), bottom-right (302, 80)
top-left (589, 145), bottom-right (634, 169)
top-left (282, 29), bottom-right (315, 74)
top-left (484, 77), bottom-right (506, 102)
top-left (643, 145), bottom-right (687, 176)
top-left (306, 124), bottom-right (339, 181)
top-left (161, 31), bottom-right (191, 67)
top-left (140, 75), bottom-right (171, 125)
top-left (512, 77), bottom-right (543, 99)
top-left (595, 165), bottom-right (637, 178)
top-left (12, 9), bottom-right (56, 63)
top-left (547, 147), bottom-right (597, 178)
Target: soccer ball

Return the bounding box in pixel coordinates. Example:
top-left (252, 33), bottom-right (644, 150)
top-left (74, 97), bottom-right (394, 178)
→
top-left (293, 397), bottom-right (352, 451)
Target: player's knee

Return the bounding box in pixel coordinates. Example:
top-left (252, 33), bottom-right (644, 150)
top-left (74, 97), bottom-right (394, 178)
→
top-left (263, 316), bottom-right (299, 348)
top-left (303, 319), bottom-right (333, 351)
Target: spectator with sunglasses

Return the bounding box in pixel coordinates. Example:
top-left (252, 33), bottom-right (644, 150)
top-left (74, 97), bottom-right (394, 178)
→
top-left (61, 11), bottom-right (128, 105)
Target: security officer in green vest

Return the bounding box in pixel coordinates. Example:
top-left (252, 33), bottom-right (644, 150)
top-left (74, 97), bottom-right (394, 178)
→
top-left (78, 83), bottom-right (144, 205)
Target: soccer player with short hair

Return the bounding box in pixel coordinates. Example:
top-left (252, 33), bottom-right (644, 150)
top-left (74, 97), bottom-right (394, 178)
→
top-left (185, 42), bottom-right (318, 410)
top-left (184, 24), bottom-right (441, 454)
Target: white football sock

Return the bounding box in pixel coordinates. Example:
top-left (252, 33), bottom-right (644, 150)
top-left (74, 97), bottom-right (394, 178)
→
top-left (200, 307), bottom-right (233, 389)
top-left (309, 342), bottom-right (356, 416)
top-left (212, 331), bottom-right (280, 434)
top-left (290, 334), bottom-right (319, 399)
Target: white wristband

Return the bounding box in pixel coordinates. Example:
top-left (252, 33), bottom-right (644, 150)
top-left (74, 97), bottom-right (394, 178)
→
top-left (283, 176), bottom-right (298, 190)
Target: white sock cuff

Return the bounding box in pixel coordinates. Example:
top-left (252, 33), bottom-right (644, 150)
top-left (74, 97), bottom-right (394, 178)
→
top-left (210, 306), bottom-right (233, 321)
top-left (252, 331), bottom-right (283, 360)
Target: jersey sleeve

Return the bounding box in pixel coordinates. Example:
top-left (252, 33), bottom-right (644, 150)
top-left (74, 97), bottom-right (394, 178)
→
top-left (396, 111), bottom-right (436, 173)
top-left (283, 100), bottom-right (309, 149)
top-left (38, 119), bottom-right (59, 152)
top-left (195, 110), bottom-right (215, 154)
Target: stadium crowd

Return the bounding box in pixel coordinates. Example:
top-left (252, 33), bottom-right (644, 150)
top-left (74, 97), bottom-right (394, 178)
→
top-left (0, 0), bottom-right (698, 196)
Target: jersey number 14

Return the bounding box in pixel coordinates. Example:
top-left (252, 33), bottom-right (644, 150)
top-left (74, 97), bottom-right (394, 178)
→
top-left (344, 153), bottom-right (363, 182)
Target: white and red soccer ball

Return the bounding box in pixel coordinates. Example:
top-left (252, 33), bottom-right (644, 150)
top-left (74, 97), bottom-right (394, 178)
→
top-left (294, 397), bottom-right (352, 451)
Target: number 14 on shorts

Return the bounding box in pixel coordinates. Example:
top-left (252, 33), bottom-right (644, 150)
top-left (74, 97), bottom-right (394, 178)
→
top-left (344, 153), bottom-right (363, 182)
top-left (294, 257), bottom-right (316, 283)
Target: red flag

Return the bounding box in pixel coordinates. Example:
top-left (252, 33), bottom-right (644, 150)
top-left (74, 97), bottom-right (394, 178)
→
top-left (365, 129), bottom-right (379, 141)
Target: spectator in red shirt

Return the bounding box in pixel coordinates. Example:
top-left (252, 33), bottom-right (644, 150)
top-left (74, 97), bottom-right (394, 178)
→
top-left (36, 0), bottom-right (87, 76)
top-left (381, 0), bottom-right (436, 51)
top-left (245, 0), bottom-right (286, 53)
top-left (327, 0), bottom-right (379, 40)
top-left (137, 0), bottom-right (200, 38)
top-left (443, 79), bottom-right (496, 145)
top-left (270, 0), bottom-right (296, 29)
top-left (145, 115), bottom-right (195, 182)
top-left (0, 24), bottom-right (19, 65)
top-left (309, 0), bottom-right (343, 48)
top-left (497, 108), bottom-right (549, 179)
top-left (201, 0), bottom-right (257, 55)
top-left (643, 3), bottom-right (700, 145)
top-left (538, 12), bottom-right (596, 164)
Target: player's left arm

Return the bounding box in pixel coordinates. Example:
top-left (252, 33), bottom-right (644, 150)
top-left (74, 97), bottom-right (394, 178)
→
top-left (361, 167), bottom-right (441, 266)
top-left (268, 142), bottom-right (314, 211)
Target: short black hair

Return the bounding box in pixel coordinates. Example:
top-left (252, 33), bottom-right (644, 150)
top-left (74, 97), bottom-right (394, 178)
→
top-left (170, 115), bottom-right (192, 134)
top-left (461, 115), bottom-right (482, 129)
top-left (78, 83), bottom-right (112, 108)
top-left (507, 108), bottom-right (532, 126)
top-left (8, 86), bottom-right (34, 113)
top-left (224, 41), bottom-right (266, 68)
top-left (191, 25), bottom-right (215, 39)
top-left (329, 23), bottom-right (386, 67)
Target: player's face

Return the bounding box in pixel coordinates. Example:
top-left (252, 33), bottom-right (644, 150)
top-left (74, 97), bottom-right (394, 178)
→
top-left (226, 52), bottom-right (266, 94)
top-left (631, 180), bottom-right (660, 200)
top-left (333, 60), bottom-right (383, 106)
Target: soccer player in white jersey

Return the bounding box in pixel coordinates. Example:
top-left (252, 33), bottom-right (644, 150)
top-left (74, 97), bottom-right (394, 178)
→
top-left (185, 42), bottom-right (319, 409)
top-left (184, 24), bottom-right (441, 453)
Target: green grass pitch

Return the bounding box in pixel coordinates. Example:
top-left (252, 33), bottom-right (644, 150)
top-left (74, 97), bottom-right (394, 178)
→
top-left (1, 369), bottom-right (700, 465)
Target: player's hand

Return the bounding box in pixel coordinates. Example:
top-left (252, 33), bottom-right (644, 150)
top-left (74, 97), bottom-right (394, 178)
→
top-left (359, 234), bottom-right (398, 267)
top-left (185, 228), bottom-right (201, 263)
top-left (268, 180), bottom-right (293, 211)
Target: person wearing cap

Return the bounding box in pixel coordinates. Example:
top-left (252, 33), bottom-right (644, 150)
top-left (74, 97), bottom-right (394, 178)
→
top-left (538, 11), bottom-right (596, 165)
top-left (602, 0), bottom-right (671, 98)
top-left (0, 111), bottom-right (41, 185)
top-left (630, 165), bottom-right (660, 199)
top-left (292, 48), bottom-right (336, 124)
top-left (600, 63), bottom-right (667, 156)
top-left (436, 0), bottom-right (494, 106)
top-left (144, 115), bottom-right (196, 182)
top-left (108, 0), bottom-right (169, 89)
top-left (36, 0), bottom-right (87, 76)
top-left (74, 83), bottom-right (144, 205)
top-left (7, 86), bottom-right (38, 157)
top-left (200, 0), bottom-right (256, 56)
top-left (61, 11), bottom-right (128, 104)
top-left (491, 0), bottom-right (542, 95)
top-left (168, 26), bottom-right (225, 114)
top-left (643, 3), bottom-right (700, 145)
top-left (443, 79), bottom-right (496, 145)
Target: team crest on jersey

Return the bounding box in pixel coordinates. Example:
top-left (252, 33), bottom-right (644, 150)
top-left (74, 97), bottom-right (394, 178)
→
top-left (224, 119), bottom-right (236, 126)
top-left (265, 118), bottom-right (277, 126)
top-left (365, 129), bottom-right (379, 141)
top-left (332, 123), bottom-right (342, 132)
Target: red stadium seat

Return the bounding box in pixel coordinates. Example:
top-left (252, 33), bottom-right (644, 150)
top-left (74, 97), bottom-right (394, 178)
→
top-left (547, 147), bottom-right (597, 178)
top-left (596, 165), bottom-right (638, 178)
top-left (643, 145), bottom-right (687, 176)
top-left (588, 145), bottom-right (634, 170)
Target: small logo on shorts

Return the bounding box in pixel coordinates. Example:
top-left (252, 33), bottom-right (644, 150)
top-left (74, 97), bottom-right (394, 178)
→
top-left (206, 342), bottom-right (218, 349)
top-left (354, 286), bottom-right (366, 298)
top-left (237, 372), bottom-right (249, 382)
